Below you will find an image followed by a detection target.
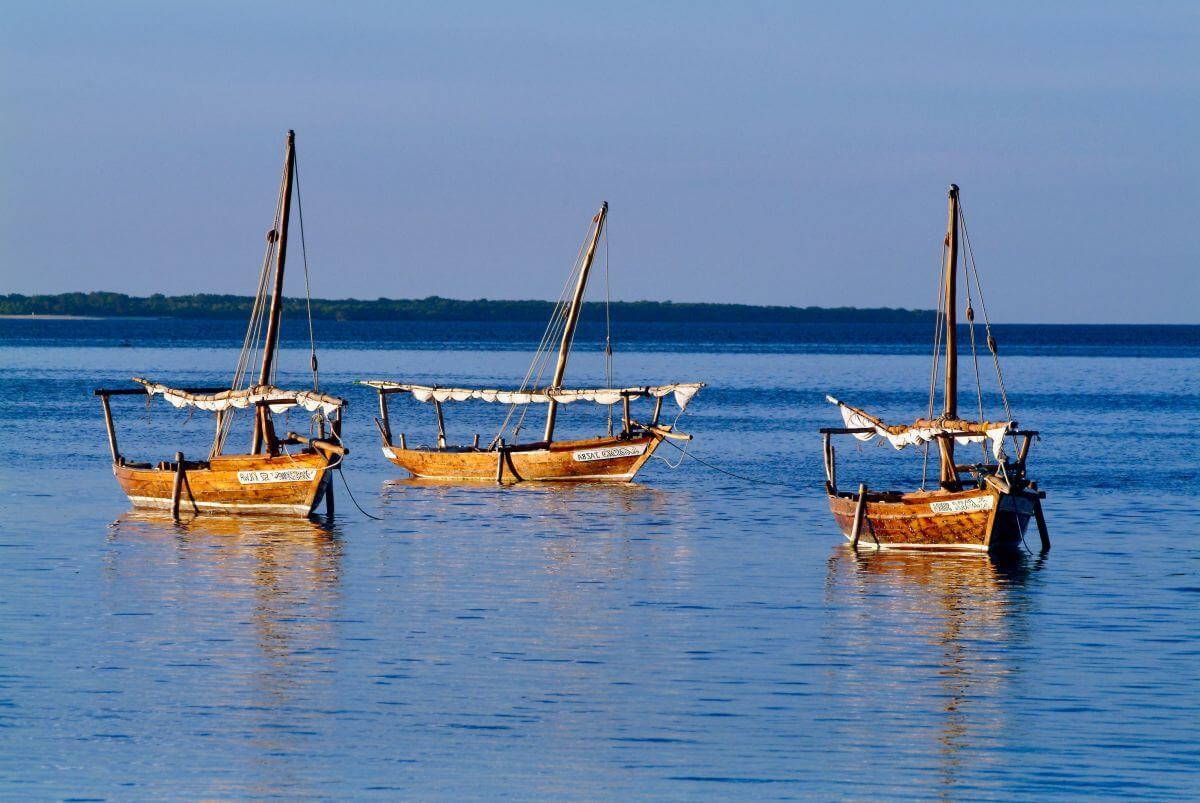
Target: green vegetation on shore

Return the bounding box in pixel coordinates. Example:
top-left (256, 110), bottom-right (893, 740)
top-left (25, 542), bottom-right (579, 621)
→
top-left (0, 292), bottom-right (933, 323)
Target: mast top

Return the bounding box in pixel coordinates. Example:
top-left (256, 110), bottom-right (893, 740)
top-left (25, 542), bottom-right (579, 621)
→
top-left (948, 183), bottom-right (959, 196)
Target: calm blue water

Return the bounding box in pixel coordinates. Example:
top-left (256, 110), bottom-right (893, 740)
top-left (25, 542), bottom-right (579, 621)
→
top-left (2, 319), bottom-right (1198, 799)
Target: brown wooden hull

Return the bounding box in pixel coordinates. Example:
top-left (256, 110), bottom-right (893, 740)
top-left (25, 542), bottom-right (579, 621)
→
top-left (828, 487), bottom-right (1033, 552)
top-left (382, 433), bottom-right (663, 483)
top-left (113, 451), bottom-right (334, 517)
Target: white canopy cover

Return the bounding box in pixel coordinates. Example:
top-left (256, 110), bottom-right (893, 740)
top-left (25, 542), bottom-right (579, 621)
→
top-left (827, 396), bottom-right (1010, 459)
top-left (359, 381), bottom-right (703, 410)
top-left (133, 378), bottom-right (345, 415)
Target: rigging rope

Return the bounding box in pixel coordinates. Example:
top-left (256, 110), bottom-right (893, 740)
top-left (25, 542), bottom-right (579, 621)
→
top-left (603, 219), bottom-right (614, 436)
top-left (292, 149), bottom-right (320, 393)
top-left (212, 175), bottom-right (285, 458)
top-left (492, 212), bottom-right (598, 445)
top-left (959, 207), bottom-right (989, 463)
top-left (957, 199), bottom-right (1018, 455)
top-left (921, 238), bottom-right (947, 490)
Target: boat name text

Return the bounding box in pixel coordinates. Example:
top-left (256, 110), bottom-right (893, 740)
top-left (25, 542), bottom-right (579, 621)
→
top-left (572, 443), bottom-right (648, 463)
top-left (237, 469), bottom-right (318, 485)
top-left (929, 496), bottom-right (994, 514)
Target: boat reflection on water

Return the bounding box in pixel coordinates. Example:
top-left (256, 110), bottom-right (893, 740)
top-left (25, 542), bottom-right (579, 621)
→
top-left (104, 511), bottom-right (343, 708)
top-left (379, 478), bottom-right (693, 575)
top-left (823, 547), bottom-right (1046, 791)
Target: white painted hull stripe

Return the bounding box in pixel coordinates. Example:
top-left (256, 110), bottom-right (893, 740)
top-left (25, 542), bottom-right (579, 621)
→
top-left (126, 495), bottom-right (313, 516)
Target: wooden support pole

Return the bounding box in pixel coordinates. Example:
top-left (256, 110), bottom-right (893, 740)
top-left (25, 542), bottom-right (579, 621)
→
top-left (849, 483), bottom-right (868, 549)
top-left (1018, 433), bottom-right (1033, 469)
top-left (622, 396), bottom-right (632, 434)
top-left (1032, 497), bottom-right (1050, 551)
top-left (100, 394), bottom-right (120, 464)
top-left (433, 400), bottom-right (446, 449)
top-left (495, 439), bottom-right (505, 484)
top-left (473, 434), bottom-right (480, 449)
top-left (829, 445), bottom-right (837, 494)
top-left (400, 433), bottom-right (407, 450)
top-left (377, 392), bottom-right (392, 445)
top-left (651, 396), bottom-right (664, 426)
top-left (212, 409), bottom-right (224, 459)
top-left (822, 433), bottom-right (837, 493)
top-left (171, 451), bottom-right (185, 521)
top-left (325, 476), bottom-right (335, 518)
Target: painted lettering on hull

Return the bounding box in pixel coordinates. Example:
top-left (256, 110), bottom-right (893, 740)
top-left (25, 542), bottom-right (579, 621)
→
top-left (929, 495), bottom-right (994, 514)
top-left (572, 443), bottom-right (648, 463)
top-left (237, 468), bottom-right (318, 485)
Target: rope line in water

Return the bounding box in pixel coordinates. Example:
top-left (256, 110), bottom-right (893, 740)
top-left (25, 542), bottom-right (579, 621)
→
top-left (336, 469), bottom-right (383, 521)
top-left (657, 438), bottom-right (804, 490)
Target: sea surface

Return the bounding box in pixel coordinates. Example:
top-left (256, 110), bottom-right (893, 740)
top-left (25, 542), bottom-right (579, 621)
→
top-left (1, 319), bottom-right (1198, 799)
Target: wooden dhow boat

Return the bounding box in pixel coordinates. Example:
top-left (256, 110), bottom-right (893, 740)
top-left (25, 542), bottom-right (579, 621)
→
top-left (360, 202), bottom-right (703, 483)
top-left (95, 131), bottom-right (348, 518)
top-left (821, 185), bottom-right (1049, 552)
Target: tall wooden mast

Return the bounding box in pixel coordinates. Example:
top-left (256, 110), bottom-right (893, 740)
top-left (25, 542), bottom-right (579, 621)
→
top-left (543, 202), bottom-right (608, 442)
top-left (938, 184), bottom-right (960, 487)
top-left (251, 130), bottom-right (296, 454)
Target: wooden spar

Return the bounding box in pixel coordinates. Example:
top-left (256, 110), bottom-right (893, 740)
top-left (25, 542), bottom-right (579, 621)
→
top-left (495, 439), bottom-right (505, 483)
top-left (651, 395), bottom-right (664, 426)
top-left (849, 483), bottom-right (868, 549)
top-left (1033, 497), bottom-right (1050, 551)
top-left (433, 400), bottom-right (446, 449)
top-left (939, 184), bottom-right (960, 488)
top-left (252, 129), bottom-right (297, 455)
top-left (543, 202), bottom-right (608, 442)
top-left (1018, 432), bottom-right (1034, 469)
top-left (171, 451), bottom-right (185, 520)
top-left (100, 393), bottom-right (120, 463)
top-left (377, 392), bottom-right (392, 445)
top-left (621, 395), bottom-right (632, 434)
top-left (822, 433), bottom-right (837, 493)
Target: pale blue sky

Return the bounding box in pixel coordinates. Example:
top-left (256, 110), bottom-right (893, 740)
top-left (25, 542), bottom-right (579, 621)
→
top-left (2, 1), bottom-right (1196, 322)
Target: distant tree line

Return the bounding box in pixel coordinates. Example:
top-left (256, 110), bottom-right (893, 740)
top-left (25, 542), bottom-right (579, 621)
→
top-left (0, 292), bottom-right (935, 323)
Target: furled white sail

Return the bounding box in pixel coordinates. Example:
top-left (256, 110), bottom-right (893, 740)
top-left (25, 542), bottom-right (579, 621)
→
top-left (827, 395), bottom-right (1010, 459)
top-left (134, 378), bottom-right (345, 415)
top-left (359, 381), bottom-right (703, 410)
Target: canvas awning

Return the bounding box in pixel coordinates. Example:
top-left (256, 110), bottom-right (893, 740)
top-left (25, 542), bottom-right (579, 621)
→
top-left (358, 381), bottom-right (703, 410)
top-left (827, 395), bottom-right (1010, 459)
top-left (133, 377), bottom-right (346, 415)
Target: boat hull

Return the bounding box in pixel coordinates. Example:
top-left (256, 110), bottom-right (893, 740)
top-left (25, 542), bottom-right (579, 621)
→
top-left (828, 487), bottom-right (1033, 552)
top-left (113, 451), bottom-right (334, 517)
top-left (382, 433), bottom-right (663, 482)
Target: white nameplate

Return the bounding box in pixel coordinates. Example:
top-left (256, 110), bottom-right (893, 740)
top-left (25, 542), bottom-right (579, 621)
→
top-left (237, 468), bottom-right (317, 485)
top-left (929, 495), bottom-right (994, 514)
top-left (572, 443), bottom-right (648, 463)
top-left (382, 448), bottom-right (396, 459)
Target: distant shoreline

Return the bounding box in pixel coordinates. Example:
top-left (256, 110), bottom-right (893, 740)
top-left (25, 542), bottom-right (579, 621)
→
top-left (0, 313), bottom-right (102, 320)
top-left (0, 292), bottom-right (935, 324)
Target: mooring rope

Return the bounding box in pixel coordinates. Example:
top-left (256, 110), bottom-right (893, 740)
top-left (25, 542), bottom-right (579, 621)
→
top-left (656, 438), bottom-right (804, 489)
top-left (336, 469), bottom-right (384, 521)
